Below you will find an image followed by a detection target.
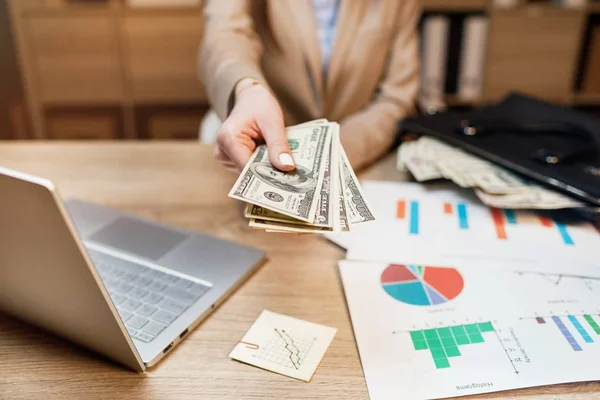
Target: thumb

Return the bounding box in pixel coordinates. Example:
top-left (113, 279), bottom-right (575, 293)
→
top-left (259, 118), bottom-right (296, 172)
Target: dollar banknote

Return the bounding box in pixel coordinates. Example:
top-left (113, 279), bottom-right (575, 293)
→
top-left (229, 124), bottom-right (332, 222)
top-left (245, 125), bottom-right (337, 228)
top-left (398, 136), bottom-right (588, 210)
top-left (335, 158), bottom-right (351, 232)
top-left (230, 119), bottom-right (375, 234)
top-left (249, 218), bottom-right (332, 233)
top-left (340, 147), bottom-right (376, 224)
top-left (475, 188), bottom-right (586, 210)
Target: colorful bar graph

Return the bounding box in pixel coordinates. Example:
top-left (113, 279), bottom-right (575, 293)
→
top-left (410, 322), bottom-right (494, 369)
top-left (443, 202), bottom-right (453, 215)
top-left (584, 315), bottom-right (600, 335)
top-left (504, 209), bottom-right (517, 224)
top-left (397, 200), bottom-right (406, 220)
top-left (457, 203), bottom-right (469, 230)
top-left (409, 201), bottom-right (419, 235)
top-left (553, 220), bottom-right (574, 246)
top-left (552, 316), bottom-right (582, 351)
top-left (568, 315), bottom-right (593, 343)
top-left (490, 208), bottom-right (507, 240)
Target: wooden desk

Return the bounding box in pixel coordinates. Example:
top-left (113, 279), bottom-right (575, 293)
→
top-left (0, 143), bottom-right (597, 400)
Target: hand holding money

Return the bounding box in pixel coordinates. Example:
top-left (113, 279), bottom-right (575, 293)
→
top-left (214, 78), bottom-right (295, 173)
top-left (229, 120), bottom-right (375, 233)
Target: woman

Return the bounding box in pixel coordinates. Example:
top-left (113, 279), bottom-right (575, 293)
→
top-left (200, 0), bottom-right (419, 173)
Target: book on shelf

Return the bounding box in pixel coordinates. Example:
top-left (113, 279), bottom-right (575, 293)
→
top-left (552, 0), bottom-right (588, 8)
top-left (419, 15), bottom-right (451, 112)
top-left (125, 0), bottom-right (201, 7)
top-left (582, 21), bottom-right (600, 94)
top-left (457, 16), bottom-right (489, 102)
top-left (491, 0), bottom-right (520, 8)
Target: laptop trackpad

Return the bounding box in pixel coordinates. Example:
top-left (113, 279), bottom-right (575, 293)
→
top-left (89, 217), bottom-right (188, 261)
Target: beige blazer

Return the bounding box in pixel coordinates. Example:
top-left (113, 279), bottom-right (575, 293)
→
top-left (200, 0), bottom-right (420, 170)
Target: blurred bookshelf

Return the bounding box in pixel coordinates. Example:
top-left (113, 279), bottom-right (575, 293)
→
top-left (422, 0), bottom-right (487, 12)
top-left (5, 0), bottom-right (600, 139)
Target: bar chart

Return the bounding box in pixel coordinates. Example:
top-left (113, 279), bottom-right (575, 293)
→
top-left (397, 200), bottom-right (471, 235)
top-left (489, 209), bottom-right (574, 245)
top-left (535, 314), bottom-right (600, 351)
top-left (396, 200), bottom-right (420, 235)
top-left (443, 202), bottom-right (469, 230)
top-left (393, 189), bottom-right (583, 249)
top-left (407, 322), bottom-right (495, 369)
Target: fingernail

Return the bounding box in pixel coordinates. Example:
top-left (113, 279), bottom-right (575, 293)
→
top-left (279, 153), bottom-right (295, 167)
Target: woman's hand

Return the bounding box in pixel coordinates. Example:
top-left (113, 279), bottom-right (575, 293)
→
top-left (214, 78), bottom-right (295, 173)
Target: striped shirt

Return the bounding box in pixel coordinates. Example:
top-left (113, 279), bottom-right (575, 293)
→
top-left (310, 0), bottom-right (340, 77)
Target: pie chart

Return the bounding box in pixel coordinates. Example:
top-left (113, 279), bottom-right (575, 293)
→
top-left (380, 264), bottom-right (464, 306)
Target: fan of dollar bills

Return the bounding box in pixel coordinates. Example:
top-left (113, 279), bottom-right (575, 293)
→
top-left (228, 119), bottom-right (375, 233)
top-left (398, 136), bottom-right (586, 210)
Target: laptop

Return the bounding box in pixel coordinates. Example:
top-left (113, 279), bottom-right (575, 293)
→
top-left (0, 166), bottom-right (266, 371)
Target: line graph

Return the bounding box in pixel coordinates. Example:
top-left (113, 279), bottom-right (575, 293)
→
top-left (276, 329), bottom-right (302, 369)
top-left (253, 328), bottom-right (316, 370)
top-left (514, 271), bottom-right (597, 292)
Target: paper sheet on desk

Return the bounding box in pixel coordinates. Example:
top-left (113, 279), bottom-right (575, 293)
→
top-left (324, 181), bottom-right (458, 250)
top-left (332, 181), bottom-right (600, 278)
top-left (339, 259), bottom-right (600, 399)
top-left (229, 310), bottom-right (337, 382)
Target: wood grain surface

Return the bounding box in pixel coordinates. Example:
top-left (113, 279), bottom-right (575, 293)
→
top-left (0, 142), bottom-right (598, 399)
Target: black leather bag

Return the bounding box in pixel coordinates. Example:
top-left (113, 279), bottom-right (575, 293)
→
top-left (398, 93), bottom-right (600, 207)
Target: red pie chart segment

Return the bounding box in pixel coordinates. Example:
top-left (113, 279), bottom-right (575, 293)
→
top-left (381, 264), bottom-right (418, 284)
top-left (422, 266), bottom-right (464, 300)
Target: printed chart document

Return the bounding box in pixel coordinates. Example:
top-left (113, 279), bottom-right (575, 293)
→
top-left (339, 259), bottom-right (600, 399)
top-left (229, 310), bottom-right (337, 382)
top-left (344, 181), bottom-right (600, 278)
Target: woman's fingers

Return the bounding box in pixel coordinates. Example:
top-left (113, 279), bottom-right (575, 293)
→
top-left (259, 117), bottom-right (295, 172)
top-left (216, 129), bottom-right (253, 170)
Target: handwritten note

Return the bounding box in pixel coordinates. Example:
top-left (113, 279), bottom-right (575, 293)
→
top-left (229, 310), bottom-right (337, 382)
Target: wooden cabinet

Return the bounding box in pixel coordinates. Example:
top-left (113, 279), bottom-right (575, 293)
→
top-left (483, 8), bottom-right (586, 102)
top-left (46, 107), bottom-right (123, 140)
top-left (123, 11), bottom-right (207, 103)
top-left (25, 12), bottom-right (125, 104)
top-left (136, 105), bottom-right (207, 140)
top-left (7, 0), bottom-right (600, 140)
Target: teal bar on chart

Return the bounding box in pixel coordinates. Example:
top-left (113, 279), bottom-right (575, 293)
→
top-left (504, 209), bottom-right (517, 224)
top-left (457, 203), bottom-right (469, 230)
top-left (410, 201), bottom-right (419, 235)
top-left (569, 315), bottom-right (593, 343)
top-left (553, 220), bottom-right (574, 246)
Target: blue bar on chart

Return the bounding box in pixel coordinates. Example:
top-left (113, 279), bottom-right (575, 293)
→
top-left (409, 201), bottom-right (419, 235)
top-left (552, 316), bottom-right (582, 351)
top-left (568, 315), bottom-right (594, 343)
top-left (503, 209), bottom-right (517, 224)
top-left (457, 203), bottom-right (469, 230)
top-left (553, 220), bottom-right (574, 246)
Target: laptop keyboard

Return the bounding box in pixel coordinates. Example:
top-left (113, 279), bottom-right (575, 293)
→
top-left (87, 249), bottom-right (210, 343)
